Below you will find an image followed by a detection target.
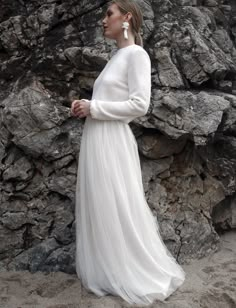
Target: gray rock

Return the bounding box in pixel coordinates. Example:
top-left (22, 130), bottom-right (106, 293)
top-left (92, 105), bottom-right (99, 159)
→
top-left (212, 194), bottom-right (236, 231)
top-left (7, 238), bottom-right (60, 272)
top-left (139, 132), bottom-right (187, 158)
top-left (0, 0), bottom-right (236, 273)
top-left (146, 89), bottom-right (230, 145)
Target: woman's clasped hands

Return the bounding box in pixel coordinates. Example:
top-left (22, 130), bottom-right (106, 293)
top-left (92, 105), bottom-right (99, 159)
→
top-left (71, 99), bottom-right (91, 118)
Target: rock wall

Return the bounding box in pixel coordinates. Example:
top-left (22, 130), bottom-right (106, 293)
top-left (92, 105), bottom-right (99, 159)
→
top-left (0, 0), bottom-right (235, 273)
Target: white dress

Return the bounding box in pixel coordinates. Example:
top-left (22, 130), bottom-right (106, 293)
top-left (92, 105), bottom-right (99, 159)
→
top-left (75, 44), bottom-right (186, 306)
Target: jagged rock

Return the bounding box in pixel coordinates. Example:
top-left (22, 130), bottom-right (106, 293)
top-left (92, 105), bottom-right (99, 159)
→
top-left (0, 0), bottom-right (235, 272)
top-left (143, 89), bottom-right (230, 145)
top-left (139, 132), bottom-right (187, 158)
top-left (212, 194), bottom-right (236, 231)
top-left (7, 238), bottom-right (60, 272)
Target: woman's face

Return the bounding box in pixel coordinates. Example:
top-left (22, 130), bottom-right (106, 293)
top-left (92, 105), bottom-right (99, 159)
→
top-left (102, 4), bottom-right (127, 39)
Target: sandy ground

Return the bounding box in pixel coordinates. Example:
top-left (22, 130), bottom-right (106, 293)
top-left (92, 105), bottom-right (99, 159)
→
top-left (0, 230), bottom-right (235, 308)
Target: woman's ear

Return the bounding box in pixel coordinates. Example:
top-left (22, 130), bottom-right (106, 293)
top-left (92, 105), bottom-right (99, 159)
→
top-left (125, 12), bottom-right (132, 22)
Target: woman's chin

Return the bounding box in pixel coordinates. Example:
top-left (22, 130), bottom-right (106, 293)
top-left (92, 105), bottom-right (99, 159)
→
top-left (104, 34), bottom-right (115, 40)
top-left (103, 32), bottom-right (109, 38)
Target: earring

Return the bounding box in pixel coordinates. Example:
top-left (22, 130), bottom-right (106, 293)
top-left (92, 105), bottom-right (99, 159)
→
top-left (122, 21), bottom-right (129, 40)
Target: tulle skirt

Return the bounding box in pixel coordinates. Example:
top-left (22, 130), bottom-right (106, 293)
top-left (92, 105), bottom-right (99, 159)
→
top-left (75, 116), bottom-right (186, 306)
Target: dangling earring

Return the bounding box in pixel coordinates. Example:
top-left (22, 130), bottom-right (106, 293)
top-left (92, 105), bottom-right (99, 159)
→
top-left (122, 21), bottom-right (129, 40)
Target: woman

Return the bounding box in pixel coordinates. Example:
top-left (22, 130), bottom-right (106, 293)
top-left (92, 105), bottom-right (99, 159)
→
top-left (71, 0), bottom-right (186, 306)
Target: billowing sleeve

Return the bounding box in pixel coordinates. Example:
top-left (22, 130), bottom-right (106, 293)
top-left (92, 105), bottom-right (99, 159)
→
top-left (88, 48), bottom-right (151, 122)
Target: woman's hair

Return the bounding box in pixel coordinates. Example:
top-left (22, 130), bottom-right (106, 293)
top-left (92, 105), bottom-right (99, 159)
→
top-left (108, 0), bottom-right (144, 47)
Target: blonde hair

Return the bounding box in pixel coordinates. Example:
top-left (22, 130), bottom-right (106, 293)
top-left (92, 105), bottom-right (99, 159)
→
top-left (108, 0), bottom-right (144, 47)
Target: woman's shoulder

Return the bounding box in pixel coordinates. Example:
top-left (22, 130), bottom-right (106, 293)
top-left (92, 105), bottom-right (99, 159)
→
top-left (110, 44), bottom-right (150, 64)
top-left (127, 45), bottom-right (151, 62)
top-left (116, 44), bottom-right (149, 60)
top-left (132, 44), bottom-right (149, 55)
top-left (120, 44), bottom-right (147, 53)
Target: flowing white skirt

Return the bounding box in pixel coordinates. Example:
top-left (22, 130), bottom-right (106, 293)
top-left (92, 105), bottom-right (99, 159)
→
top-left (75, 116), bottom-right (186, 306)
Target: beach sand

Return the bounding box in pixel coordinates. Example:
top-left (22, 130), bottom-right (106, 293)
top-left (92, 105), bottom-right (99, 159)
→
top-left (0, 230), bottom-right (235, 308)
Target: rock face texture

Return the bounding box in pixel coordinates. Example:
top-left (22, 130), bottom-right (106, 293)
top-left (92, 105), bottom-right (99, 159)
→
top-left (0, 0), bottom-right (235, 273)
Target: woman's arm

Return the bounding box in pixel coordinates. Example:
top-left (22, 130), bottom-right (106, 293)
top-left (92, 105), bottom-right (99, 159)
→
top-left (87, 48), bottom-right (151, 122)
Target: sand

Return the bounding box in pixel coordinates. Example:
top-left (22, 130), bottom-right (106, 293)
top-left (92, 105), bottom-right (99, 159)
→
top-left (0, 230), bottom-right (235, 308)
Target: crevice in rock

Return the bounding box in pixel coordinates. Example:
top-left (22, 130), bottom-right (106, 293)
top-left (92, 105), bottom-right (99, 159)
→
top-left (22, 222), bottom-right (34, 249)
top-left (212, 193), bottom-right (236, 234)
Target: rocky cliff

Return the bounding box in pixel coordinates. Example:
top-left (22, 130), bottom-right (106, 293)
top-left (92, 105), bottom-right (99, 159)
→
top-left (0, 0), bottom-right (235, 273)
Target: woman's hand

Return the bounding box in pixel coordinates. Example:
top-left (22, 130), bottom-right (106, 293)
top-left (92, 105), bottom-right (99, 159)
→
top-left (71, 99), bottom-right (91, 118)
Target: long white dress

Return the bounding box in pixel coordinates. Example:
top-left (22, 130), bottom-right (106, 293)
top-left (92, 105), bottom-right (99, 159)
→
top-left (75, 44), bottom-right (186, 306)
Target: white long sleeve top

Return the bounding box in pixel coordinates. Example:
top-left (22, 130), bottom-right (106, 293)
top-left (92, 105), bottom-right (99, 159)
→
top-left (83, 44), bottom-right (151, 124)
